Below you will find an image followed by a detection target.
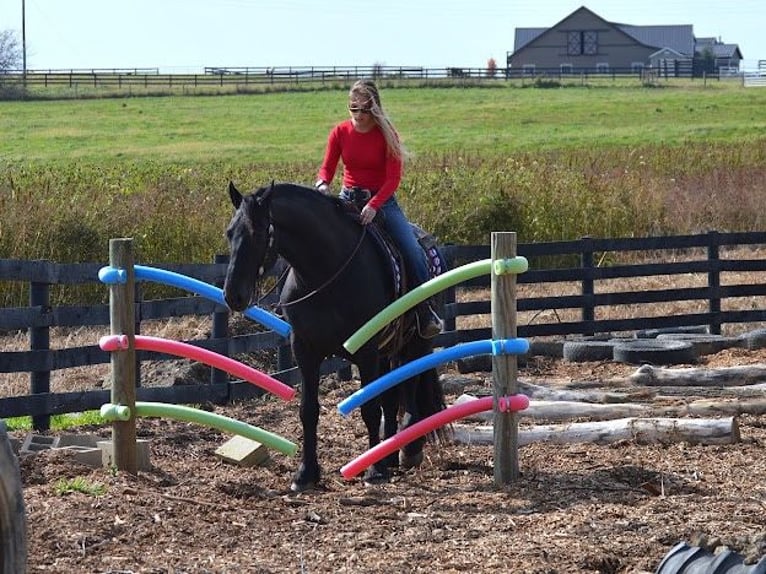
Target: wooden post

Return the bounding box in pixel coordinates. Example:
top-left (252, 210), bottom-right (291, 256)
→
top-left (491, 232), bottom-right (519, 484)
top-left (109, 238), bottom-right (137, 473)
top-left (29, 280), bottom-right (50, 431)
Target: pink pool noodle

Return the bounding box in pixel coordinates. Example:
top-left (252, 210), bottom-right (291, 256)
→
top-left (340, 393), bottom-right (529, 479)
top-left (99, 334), bottom-right (295, 402)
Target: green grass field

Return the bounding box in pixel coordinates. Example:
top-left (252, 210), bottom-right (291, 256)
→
top-left (1, 81), bottom-right (765, 305)
top-left (2, 81), bottom-right (765, 165)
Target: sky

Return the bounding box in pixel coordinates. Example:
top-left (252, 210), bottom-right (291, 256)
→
top-left (1, 0), bottom-right (764, 73)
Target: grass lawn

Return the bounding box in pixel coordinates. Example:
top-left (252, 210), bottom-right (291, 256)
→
top-left (2, 81), bottom-right (765, 166)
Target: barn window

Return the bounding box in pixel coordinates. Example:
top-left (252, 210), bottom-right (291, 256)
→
top-left (583, 31), bottom-right (598, 55)
top-left (567, 31), bottom-right (581, 55)
top-left (568, 31), bottom-right (599, 55)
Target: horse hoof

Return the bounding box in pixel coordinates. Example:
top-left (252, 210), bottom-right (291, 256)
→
top-left (399, 450), bottom-right (424, 470)
top-left (363, 464), bottom-right (391, 486)
top-left (291, 463), bottom-right (320, 492)
top-left (290, 480), bottom-right (317, 493)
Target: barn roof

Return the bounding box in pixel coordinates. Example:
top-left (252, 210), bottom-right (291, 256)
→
top-left (616, 24), bottom-right (695, 55)
top-left (513, 7), bottom-right (696, 55)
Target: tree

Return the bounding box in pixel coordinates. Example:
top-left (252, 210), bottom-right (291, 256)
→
top-left (0, 30), bottom-right (22, 72)
top-left (486, 58), bottom-right (497, 78)
top-left (692, 47), bottom-right (716, 77)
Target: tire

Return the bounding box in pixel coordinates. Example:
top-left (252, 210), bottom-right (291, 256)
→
top-left (741, 328), bottom-right (766, 350)
top-left (655, 333), bottom-right (743, 356)
top-left (0, 421), bottom-right (26, 574)
top-left (656, 541), bottom-right (766, 573)
top-left (635, 325), bottom-right (709, 339)
top-left (527, 340), bottom-right (565, 358)
top-left (562, 340), bottom-right (616, 363)
top-left (456, 354), bottom-right (527, 374)
top-left (613, 339), bottom-right (697, 366)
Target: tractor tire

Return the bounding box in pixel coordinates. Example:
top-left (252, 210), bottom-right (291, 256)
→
top-left (0, 421), bottom-right (26, 574)
top-left (655, 333), bottom-right (743, 356)
top-left (656, 541), bottom-right (766, 573)
top-left (612, 339), bottom-right (697, 366)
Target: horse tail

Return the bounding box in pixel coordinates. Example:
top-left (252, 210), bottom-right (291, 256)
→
top-left (415, 364), bottom-right (451, 444)
top-left (409, 338), bottom-right (450, 444)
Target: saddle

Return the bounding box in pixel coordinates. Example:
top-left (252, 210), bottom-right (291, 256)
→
top-left (339, 190), bottom-right (446, 354)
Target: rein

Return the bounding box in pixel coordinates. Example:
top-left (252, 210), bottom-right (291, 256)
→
top-left (277, 224), bottom-right (368, 310)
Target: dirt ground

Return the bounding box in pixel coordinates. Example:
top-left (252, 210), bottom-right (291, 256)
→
top-left (12, 342), bottom-right (766, 574)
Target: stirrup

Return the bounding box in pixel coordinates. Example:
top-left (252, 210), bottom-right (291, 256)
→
top-left (416, 306), bottom-right (443, 339)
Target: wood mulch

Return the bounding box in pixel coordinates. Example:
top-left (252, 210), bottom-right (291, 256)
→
top-left (15, 345), bottom-right (766, 573)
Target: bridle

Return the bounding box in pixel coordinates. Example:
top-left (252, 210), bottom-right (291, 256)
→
top-left (258, 217), bottom-right (369, 310)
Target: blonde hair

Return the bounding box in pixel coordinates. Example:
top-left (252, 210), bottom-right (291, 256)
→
top-left (349, 79), bottom-right (409, 161)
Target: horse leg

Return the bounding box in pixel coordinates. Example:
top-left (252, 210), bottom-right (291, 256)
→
top-left (291, 342), bottom-right (322, 492)
top-left (398, 339), bottom-right (445, 469)
top-left (380, 383), bottom-right (400, 469)
top-left (398, 374), bottom-right (426, 470)
top-left (357, 353), bottom-right (391, 485)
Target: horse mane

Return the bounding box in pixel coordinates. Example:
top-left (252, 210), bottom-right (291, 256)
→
top-left (254, 181), bottom-right (345, 210)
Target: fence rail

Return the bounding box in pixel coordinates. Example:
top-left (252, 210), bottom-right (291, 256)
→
top-left (0, 65), bottom-right (736, 93)
top-left (3, 230), bottom-right (766, 426)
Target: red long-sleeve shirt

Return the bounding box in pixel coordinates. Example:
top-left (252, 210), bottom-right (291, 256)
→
top-left (317, 119), bottom-right (402, 211)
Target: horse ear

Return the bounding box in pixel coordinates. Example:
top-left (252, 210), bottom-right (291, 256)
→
top-left (228, 181), bottom-right (243, 209)
top-left (256, 180), bottom-right (276, 205)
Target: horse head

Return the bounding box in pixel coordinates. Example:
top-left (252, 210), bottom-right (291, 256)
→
top-left (223, 181), bottom-right (279, 312)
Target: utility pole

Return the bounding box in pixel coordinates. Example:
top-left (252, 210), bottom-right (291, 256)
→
top-left (22, 0), bottom-right (27, 88)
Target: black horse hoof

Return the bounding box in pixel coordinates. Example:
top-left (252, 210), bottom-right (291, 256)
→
top-left (291, 463), bottom-right (320, 492)
top-left (363, 463), bottom-right (391, 486)
top-left (290, 479), bottom-right (316, 493)
top-left (399, 450), bottom-right (424, 470)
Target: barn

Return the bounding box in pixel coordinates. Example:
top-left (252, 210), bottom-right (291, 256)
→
top-left (507, 5), bottom-right (742, 78)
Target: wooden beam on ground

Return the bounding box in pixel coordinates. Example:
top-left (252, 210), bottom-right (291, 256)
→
top-left (456, 392), bottom-right (766, 422)
top-left (629, 363), bottom-right (766, 387)
top-left (453, 393), bottom-right (651, 422)
top-left (453, 416), bottom-right (739, 447)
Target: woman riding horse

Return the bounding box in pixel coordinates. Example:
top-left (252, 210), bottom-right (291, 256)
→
top-left (223, 181), bottom-right (446, 491)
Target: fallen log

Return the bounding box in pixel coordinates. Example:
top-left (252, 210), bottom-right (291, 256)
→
top-left (456, 393), bottom-right (766, 421)
top-left (682, 397), bottom-right (766, 417)
top-left (629, 363), bottom-right (766, 387)
top-left (453, 393), bottom-right (651, 422)
top-left (453, 416), bottom-right (739, 446)
top-left (518, 380), bottom-right (644, 403)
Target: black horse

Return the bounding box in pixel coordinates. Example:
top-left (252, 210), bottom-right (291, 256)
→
top-left (223, 181), bottom-right (446, 491)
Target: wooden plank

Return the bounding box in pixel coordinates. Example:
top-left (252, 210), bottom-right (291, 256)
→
top-left (0, 385), bottom-right (232, 418)
top-left (0, 346), bottom-right (111, 372)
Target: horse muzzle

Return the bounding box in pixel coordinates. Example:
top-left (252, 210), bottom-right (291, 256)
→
top-left (223, 285), bottom-right (249, 312)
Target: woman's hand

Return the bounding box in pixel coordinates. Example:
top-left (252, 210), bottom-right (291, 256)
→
top-left (315, 180), bottom-right (330, 195)
top-left (360, 204), bottom-right (377, 225)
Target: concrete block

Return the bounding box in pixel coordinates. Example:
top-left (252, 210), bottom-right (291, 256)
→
top-left (97, 439), bottom-right (152, 471)
top-left (215, 435), bottom-right (270, 467)
top-left (57, 445), bottom-right (103, 468)
top-left (56, 434), bottom-right (99, 448)
top-left (8, 437), bottom-right (21, 455)
top-left (20, 434), bottom-right (59, 454)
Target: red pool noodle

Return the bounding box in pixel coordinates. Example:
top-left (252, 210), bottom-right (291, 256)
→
top-left (99, 334), bottom-right (295, 402)
top-left (340, 394), bottom-right (529, 479)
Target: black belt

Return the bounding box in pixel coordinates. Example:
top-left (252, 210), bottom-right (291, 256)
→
top-left (341, 186), bottom-right (373, 203)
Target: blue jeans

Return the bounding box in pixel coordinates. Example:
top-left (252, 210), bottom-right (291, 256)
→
top-left (378, 197), bottom-right (430, 287)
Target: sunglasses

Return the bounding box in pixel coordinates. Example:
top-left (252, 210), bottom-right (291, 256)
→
top-left (348, 106), bottom-right (373, 114)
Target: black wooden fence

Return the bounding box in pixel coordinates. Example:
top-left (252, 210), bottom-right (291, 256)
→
top-left (2, 64), bottom-right (728, 94)
top-left (2, 230), bottom-right (766, 429)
